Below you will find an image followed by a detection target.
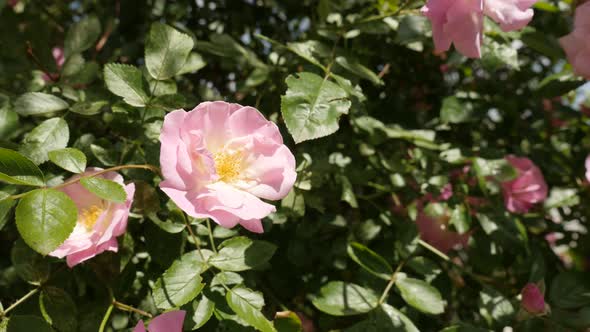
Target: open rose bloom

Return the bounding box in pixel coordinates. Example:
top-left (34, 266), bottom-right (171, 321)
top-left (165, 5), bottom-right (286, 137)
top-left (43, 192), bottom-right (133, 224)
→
top-left (134, 310), bottom-right (185, 332)
top-left (560, 2), bottom-right (590, 79)
top-left (421, 0), bottom-right (536, 58)
top-left (159, 101), bottom-right (297, 233)
top-left (48, 168), bottom-right (135, 267)
top-left (501, 155), bottom-right (548, 213)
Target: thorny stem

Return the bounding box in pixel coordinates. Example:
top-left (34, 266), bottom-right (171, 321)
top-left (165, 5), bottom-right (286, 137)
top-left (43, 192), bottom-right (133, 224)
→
top-left (378, 260), bottom-right (405, 304)
top-left (0, 287), bottom-right (40, 318)
top-left (6, 164), bottom-right (160, 201)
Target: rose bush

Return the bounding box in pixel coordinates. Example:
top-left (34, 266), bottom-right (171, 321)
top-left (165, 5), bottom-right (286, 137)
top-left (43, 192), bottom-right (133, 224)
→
top-left (0, 0), bottom-right (590, 331)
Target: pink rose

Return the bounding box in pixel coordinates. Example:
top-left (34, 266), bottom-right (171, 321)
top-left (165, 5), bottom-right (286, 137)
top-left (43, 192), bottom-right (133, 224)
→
top-left (42, 47), bottom-right (65, 82)
top-left (421, 0), bottom-right (536, 58)
top-left (416, 209), bottom-right (470, 254)
top-left (48, 168), bottom-right (135, 267)
top-left (586, 155), bottom-right (590, 182)
top-left (559, 2), bottom-right (590, 80)
top-left (133, 310), bottom-right (185, 332)
top-left (159, 101), bottom-right (297, 233)
top-left (520, 283), bottom-right (546, 314)
top-left (501, 155), bottom-right (548, 213)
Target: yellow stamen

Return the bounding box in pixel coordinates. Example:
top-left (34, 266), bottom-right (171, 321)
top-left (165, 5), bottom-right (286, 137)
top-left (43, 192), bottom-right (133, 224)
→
top-left (213, 150), bottom-right (241, 182)
top-left (79, 205), bottom-right (104, 230)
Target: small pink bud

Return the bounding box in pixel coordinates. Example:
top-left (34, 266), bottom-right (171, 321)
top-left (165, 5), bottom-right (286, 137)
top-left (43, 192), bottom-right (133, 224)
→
top-left (521, 283), bottom-right (545, 315)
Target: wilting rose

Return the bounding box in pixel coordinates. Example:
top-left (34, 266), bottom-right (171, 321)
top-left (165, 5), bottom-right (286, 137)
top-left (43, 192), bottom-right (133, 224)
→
top-left (159, 101), bottom-right (296, 233)
top-left (521, 283), bottom-right (546, 315)
top-left (48, 168), bottom-right (135, 267)
top-left (501, 155), bottom-right (548, 213)
top-left (421, 0), bottom-right (536, 58)
top-left (134, 310), bottom-right (185, 332)
top-left (42, 47), bottom-right (65, 82)
top-left (559, 2), bottom-right (590, 79)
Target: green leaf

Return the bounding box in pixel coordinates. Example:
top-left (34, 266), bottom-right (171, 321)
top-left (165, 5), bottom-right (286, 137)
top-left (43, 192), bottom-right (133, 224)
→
top-left (440, 96), bottom-right (474, 124)
top-left (64, 15), bottom-right (101, 55)
top-left (39, 287), bottom-right (77, 332)
top-left (145, 22), bottom-right (194, 80)
top-left (79, 176), bottom-right (126, 203)
top-left (440, 324), bottom-right (492, 332)
top-left (14, 93), bottom-right (69, 117)
top-left (19, 118), bottom-right (70, 165)
top-left (177, 52), bottom-right (207, 75)
top-left (281, 72), bottom-right (351, 143)
top-left (48, 148), bottom-right (86, 173)
top-left (347, 242), bottom-right (393, 280)
top-left (335, 56), bottom-right (383, 85)
top-left (211, 271), bottom-right (244, 286)
top-left (345, 303), bottom-right (419, 332)
top-left (190, 295), bottom-right (215, 330)
top-left (152, 250), bottom-right (210, 309)
top-left (395, 277), bottom-right (445, 315)
top-left (0, 192), bottom-right (15, 231)
top-left (0, 148), bottom-right (45, 186)
top-left (15, 189), bottom-right (78, 255)
top-left (226, 286), bottom-right (276, 332)
top-left (11, 239), bottom-right (50, 284)
top-left (549, 272), bottom-right (590, 309)
top-left (311, 281), bottom-right (379, 316)
top-left (103, 63), bottom-right (150, 107)
top-left (69, 100), bottom-right (108, 116)
top-left (7, 315), bottom-right (53, 332)
top-left (209, 236), bottom-right (277, 272)
top-left (534, 71), bottom-right (585, 98)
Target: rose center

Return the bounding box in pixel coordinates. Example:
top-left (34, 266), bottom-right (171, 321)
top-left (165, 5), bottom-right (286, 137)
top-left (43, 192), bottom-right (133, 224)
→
top-left (79, 205), bottom-right (104, 230)
top-left (213, 150), bottom-right (241, 182)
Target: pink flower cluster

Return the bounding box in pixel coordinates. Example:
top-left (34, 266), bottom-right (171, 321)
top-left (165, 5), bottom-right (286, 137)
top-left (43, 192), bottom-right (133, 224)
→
top-left (421, 0), bottom-right (537, 58)
top-left (560, 2), bottom-right (590, 80)
top-left (49, 168), bottom-right (135, 267)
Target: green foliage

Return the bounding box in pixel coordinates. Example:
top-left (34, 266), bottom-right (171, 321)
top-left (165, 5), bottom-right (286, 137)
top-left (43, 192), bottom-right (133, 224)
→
top-left (48, 148), bottom-right (86, 174)
top-left (1, 1), bottom-right (589, 331)
top-left (226, 286), bottom-right (276, 332)
top-left (151, 250), bottom-right (210, 309)
top-left (79, 176), bottom-right (126, 203)
top-left (209, 236), bottom-right (277, 272)
top-left (0, 148), bottom-right (44, 186)
top-left (15, 189), bottom-right (77, 255)
top-left (281, 72), bottom-right (351, 143)
top-left (145, 23), bottom-right (194, 80)
top-left (311, 281), bottom-right (379, 316)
